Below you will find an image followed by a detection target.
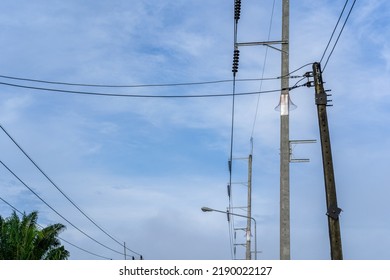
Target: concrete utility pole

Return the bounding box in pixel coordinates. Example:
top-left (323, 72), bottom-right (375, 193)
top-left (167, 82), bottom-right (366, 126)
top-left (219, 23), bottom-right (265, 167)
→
top-left (312, 62), bottom-right (343, 260)
top-left (245, 154), bottom-right (253, 260)
top-left (230, 154), bottom-right (253, 260)
top-left (280, 0), bottom-right (290, 260)
top-left (233, 0), bottom-right (291, 260)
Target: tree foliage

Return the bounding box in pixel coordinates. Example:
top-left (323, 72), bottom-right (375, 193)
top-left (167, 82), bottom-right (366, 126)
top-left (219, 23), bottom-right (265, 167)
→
top-left (0, 211), bottom-right (69, 260)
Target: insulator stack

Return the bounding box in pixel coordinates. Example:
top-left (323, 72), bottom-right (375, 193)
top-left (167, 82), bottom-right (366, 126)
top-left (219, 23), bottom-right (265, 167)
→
top-left (234, 0), bottom-right (242, 22)
top-left (232, 49), bottom-right (240, 74)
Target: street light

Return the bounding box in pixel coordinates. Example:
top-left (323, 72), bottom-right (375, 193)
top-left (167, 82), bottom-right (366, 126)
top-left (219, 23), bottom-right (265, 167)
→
top-left (201, 206), bottom-right (258, 260)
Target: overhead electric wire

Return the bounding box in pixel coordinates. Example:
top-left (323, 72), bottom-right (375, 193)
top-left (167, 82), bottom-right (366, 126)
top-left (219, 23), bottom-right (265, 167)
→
top-left (291, 76), bottom-right (308, 89)
top-left (228, 70), bottom-right (236, 260)
top-left (59, 238), bottom-right (112, 260)
top-left (0, 81), bottom-right (289, 98)
top-left (0, 159), bottom-right (124, 257)
top-left (0, 196), bottom-right (112, 260)
top-left (226, 0), bottom-right (242, 260)
top-left (319, 0), bottom-right (350, 64)
top-left (0, 74), bottom-right (281, 88)
top-left (285, 63), bottom-right (313, 77)
top-left (0, 124), bottom-right (141, 257)
top-left (250, 0), bottom-right (277, 139)
top-left (320, 0), bottom-right (358, 72)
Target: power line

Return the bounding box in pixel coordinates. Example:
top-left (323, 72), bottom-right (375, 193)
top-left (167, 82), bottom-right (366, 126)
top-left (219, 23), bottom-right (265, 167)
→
top-left (0, 74), bottom-right (281, 88)
top-left (59, 238), bottom-right (112, 260)
top-left (0, 159), bottom-right (125, 257)
top-left (319, 0), bottom-right (350, 64)
top-left (0, 196), bottom-right (112, 260)
top-left (286, 63), bottom-right (313, 77)
top-left (227, 0), bottom-right (242, 260)
top-left (250, 0), bottom-right (277, 139)
top-left (0, 81), bottom-right (288, 98)
top-left (291, 76), bottom-right (308, 89)
top-left (0, 124), bottom-right (141, 257)
top-left (321, 0), bottom-right (358, 72)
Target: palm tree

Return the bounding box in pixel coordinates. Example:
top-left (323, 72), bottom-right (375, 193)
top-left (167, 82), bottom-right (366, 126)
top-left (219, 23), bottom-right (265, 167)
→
top-left (0, 211), bottom-right (69, 260)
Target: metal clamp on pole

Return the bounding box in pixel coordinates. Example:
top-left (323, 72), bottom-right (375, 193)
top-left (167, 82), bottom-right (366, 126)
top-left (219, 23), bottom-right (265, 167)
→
top-left (327, 205), bottom-right (342, 220)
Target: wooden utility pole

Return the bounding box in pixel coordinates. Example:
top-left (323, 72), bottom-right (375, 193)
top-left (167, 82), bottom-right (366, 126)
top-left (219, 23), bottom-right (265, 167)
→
top-left (312, 62), bottom-right (343, 260)
top-left (280, 0), bottom-right (290, 260)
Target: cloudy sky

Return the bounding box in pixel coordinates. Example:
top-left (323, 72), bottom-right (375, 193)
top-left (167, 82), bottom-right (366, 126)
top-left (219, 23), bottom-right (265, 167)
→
top-left (0, 0), bottom-right (389, 260)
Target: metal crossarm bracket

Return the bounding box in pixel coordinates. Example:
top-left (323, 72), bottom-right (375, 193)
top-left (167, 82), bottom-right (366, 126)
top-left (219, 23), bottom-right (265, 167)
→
top-left (327, 205), bottom-right (342, 220)
top-left (236, 40), bottom-right (288, 53)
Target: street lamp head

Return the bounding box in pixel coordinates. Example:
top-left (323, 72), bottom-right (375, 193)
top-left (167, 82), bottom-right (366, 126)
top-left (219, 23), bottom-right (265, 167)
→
top-left (200, 206), bottom-right (258, 260)
top-left (201, 207), bottom-right (213, 212)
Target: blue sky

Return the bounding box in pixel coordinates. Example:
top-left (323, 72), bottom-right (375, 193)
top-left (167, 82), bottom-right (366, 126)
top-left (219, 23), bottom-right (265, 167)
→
top-left (0, 0), bottom-right (389, 260)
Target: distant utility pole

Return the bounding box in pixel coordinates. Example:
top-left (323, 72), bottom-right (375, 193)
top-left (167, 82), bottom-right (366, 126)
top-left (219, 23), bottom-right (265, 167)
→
top-left (312, 62), bottom-right (343, 260)
top-left (280, 0), bottom-right (290, 260)
top-left (230, 154), bottom-right (254, 260)
top-left (246, 154), bottom-right (253, 260)
top-left (124, 242), bottom-right (127, 260)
